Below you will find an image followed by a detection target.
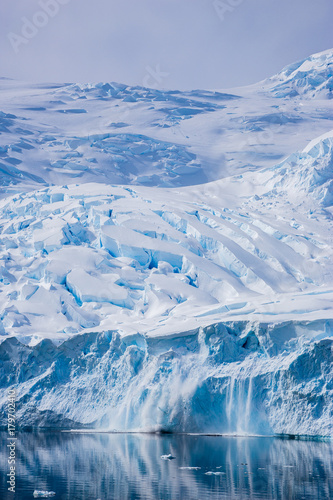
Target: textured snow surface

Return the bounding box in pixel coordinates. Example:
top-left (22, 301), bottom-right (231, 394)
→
top-left (0, 177), bottom-right (332, 343)
top-left (265, 48), bottom-right (333, 98)
top-left (0, 50), bottom-right (332, 197)
top-left (0, 49), bottom-right (333, 436)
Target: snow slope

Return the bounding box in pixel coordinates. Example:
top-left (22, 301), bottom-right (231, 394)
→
top-left (0, 51), bottom-right (332, 196)
top-left (0, 49), bottom-right (333, 436)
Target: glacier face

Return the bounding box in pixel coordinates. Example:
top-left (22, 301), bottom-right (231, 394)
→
top-left (0, 50), bottom-right (333, 436)
top-left (0, 321), bottom-right (332, 436)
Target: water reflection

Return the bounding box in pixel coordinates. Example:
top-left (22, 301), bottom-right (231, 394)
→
top-left (0, 432), bottom-right (332, 499)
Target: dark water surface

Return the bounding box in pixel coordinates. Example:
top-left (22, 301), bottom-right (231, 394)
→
top-left (0, 431), bottom-right (332, 499)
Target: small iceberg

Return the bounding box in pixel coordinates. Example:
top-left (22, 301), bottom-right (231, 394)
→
top-left (161, 454), bottom-right (176, 460)
top-left (33, 491), bottom-right (56, 498)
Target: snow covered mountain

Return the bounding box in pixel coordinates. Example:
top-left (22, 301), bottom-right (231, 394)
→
top-left (264, 48), bottom-right (333, 98)
top-left (0, 50), bottom-right (332, 436)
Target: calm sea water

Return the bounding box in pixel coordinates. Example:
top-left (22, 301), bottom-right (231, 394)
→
top-left (0, 431), bottom-right (332, 499)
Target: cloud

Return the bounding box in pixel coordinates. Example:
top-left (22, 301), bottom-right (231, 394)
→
top-left (1, 0), bottom-right (332, 89)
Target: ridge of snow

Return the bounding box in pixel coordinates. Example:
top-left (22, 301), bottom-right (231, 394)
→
top-left (265, 48), bottom-right (333, 98)
top-left (303, 129), bottom-right (333, 153)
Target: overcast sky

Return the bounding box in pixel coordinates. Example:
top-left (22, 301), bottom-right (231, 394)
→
top-left (1, 0), bottom-right (332, 90)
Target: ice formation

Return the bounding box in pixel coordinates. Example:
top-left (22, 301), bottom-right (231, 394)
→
top-left (0, 50), bottom-right (332, 436)
top-left (33, 491), bottom-right (56, 498)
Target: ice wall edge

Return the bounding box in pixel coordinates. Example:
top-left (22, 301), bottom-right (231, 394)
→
top-left (0, 319), bottom-right (332, 437)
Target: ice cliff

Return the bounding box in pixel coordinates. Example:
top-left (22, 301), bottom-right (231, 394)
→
top-left (0, 321), bottom-right (332, 436)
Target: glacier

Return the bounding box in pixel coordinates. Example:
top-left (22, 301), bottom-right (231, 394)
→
top-left (0, 50), bottom-right (333, 436)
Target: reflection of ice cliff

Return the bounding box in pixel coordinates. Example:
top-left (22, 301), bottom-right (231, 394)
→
top-left (0, 433), bottom-right (332, 499)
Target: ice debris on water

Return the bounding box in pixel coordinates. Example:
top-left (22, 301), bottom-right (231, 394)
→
top-left (33, 492), bottom-right (56, 498)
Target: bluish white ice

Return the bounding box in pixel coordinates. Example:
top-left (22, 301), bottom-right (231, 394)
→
top-left (33, 492), bottom-right (56, 498)
top-left (0, 49), bottom-right (332, 436)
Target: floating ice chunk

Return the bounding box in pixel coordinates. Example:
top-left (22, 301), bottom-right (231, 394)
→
top-left (205, 471), bottom-right (225, 475)
top-left (33, 491), bottom-right (56, 498)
